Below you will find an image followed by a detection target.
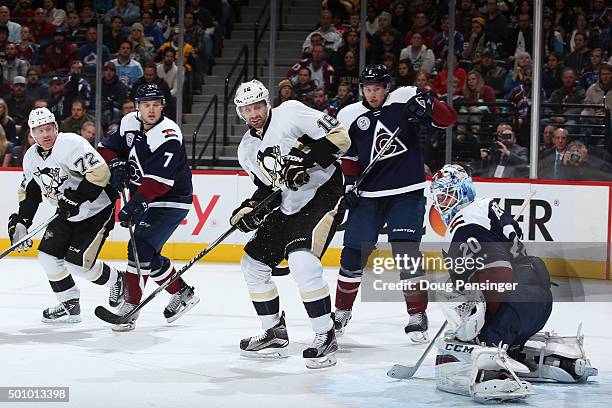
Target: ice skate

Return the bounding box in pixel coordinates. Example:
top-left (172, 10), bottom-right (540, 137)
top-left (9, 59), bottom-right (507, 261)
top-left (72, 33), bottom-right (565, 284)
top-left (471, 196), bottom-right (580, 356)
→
top-left (112, 302), bottom-right (139, 332)
top-left (405, 311), bottom-right (429, 343)
top-left (163, 285), bottom-right (200, 323)
top-left (240, 311), bottom-right (289, 359)
top-left (108, 270), bottom-right (125, 308)
top-left (333, 309), bottom-right (352, 337)
top-left (41, 299), bottom-right (81, 324)
top-left (303, 323), bottom-right (338, 369)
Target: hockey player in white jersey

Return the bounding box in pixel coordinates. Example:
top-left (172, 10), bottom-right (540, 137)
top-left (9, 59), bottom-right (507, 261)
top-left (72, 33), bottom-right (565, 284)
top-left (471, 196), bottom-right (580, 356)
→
top-left (231, 79), bottom-right (351, 368)
top-left (429, 164), bottom-right (597, 403)
top-left (98, 84), bottom-right (199, 331)
top-left (7, 107), bottom-right (124, 323)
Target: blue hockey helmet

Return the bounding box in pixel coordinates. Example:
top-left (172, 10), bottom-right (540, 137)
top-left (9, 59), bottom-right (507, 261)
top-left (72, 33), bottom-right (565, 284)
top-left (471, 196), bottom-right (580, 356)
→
top-left (430, 164), bottom-right (476, 226)
top-left (359, 64), bottom-right (392, 96)
top-left (134, 83), bottom-right (165, 108)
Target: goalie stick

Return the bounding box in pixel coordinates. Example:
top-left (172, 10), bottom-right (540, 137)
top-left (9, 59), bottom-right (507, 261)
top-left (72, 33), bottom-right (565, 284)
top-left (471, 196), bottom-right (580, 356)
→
top-left (94, 188), bottom-right (283, 324)
top-left (0, 214), bottom-right (58, 260)
top-left (387, 190), bottom-right (537, 379)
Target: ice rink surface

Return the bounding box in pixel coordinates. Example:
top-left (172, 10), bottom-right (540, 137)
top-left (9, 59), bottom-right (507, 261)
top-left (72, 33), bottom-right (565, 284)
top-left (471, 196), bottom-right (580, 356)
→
top-left (1, 258), bottom-right (610, 408)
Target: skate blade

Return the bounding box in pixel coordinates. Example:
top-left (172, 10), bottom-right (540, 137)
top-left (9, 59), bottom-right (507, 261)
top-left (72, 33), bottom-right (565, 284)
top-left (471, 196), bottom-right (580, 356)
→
top-left (165, 296), bottom-right (201, 323)
top-left (407, 330), bottom-right (429, 344)
top-left (240, 347), bottom-right (289, 359)
top-left (41, 315), bottom-right (82, 324)
top-left (305, 352), bottom-right (337, 369)
top-left (112, 322), bottom-right (136, 332)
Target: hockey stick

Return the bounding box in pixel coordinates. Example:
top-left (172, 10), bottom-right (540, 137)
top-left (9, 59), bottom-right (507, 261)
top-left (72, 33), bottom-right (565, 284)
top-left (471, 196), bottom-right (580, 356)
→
top-left (120, 189), bottom-right (144, 292)
top-left (94, 188), bottom-right (283, 324)
top-left (0, 214), bottom-right (58, 260)
top-left (386, 190), bottom-right (537, 379)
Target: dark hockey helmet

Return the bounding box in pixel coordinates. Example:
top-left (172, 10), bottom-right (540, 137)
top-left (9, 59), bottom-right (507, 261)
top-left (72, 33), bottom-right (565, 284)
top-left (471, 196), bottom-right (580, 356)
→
top-left (359, 64), bottom-right (392, 96)
top-left (134, 83), bottom-right (165, 107)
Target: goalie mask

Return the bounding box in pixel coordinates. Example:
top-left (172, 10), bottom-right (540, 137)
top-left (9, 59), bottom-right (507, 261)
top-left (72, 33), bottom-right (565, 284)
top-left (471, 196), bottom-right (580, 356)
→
top-left (430, 164), bottom-right (476, 225)
top-left (234, 79), bottom-right (270, 122)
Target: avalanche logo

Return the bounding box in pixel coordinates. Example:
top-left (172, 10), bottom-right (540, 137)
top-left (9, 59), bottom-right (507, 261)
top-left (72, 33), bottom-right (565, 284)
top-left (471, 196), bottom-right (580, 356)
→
top-left (128, 152), bottom-right (144, 186)
top-left (370, 121), bottom-right (407, 163)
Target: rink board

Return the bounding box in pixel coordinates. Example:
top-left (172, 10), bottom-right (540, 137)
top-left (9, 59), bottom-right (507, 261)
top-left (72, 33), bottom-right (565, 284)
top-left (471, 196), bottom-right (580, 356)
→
top-left (0, 169), bottom-right (610, 280)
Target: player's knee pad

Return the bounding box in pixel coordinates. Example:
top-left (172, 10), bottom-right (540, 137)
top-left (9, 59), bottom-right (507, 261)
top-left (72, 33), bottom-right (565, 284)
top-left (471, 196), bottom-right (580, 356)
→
top-left (340, 246), bottom-right (364, 272)
top-left (435, 337), bottom-right (534, 403)
top-left (288, 250), bottom-right (326, 291)
top-left (241, 253), bottom-right (273, 287)
top-left (520, 328), bottom-right (598, 383)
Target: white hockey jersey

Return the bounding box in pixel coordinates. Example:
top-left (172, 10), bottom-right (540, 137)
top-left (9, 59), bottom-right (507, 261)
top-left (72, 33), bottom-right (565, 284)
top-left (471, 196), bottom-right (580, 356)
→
top-left (237, 100), bottom-right (344, 215)
top-left (21, 132), bottom-right (112, 222)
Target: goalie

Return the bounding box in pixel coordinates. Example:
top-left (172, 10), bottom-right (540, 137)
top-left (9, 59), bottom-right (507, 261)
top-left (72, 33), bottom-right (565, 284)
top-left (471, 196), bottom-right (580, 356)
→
top-left (429, 165), bottom-right (597, 403)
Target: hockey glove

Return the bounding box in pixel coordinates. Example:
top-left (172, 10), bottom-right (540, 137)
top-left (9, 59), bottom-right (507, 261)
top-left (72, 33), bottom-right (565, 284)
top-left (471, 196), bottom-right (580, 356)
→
top-left (230, 199), bottom-right (266, 233)
top-left (108, 157), bottom-right (130, 192)
top-left (281, 147), bottom-right (315, 191)
top-left (7, 213), bottom-right (33, 252)
top-left (57, 189), bottom-right (86, 220)
top-left (342, 185), bottom-right (360, 208)
top-left (118, 194), bottom-right (148, 228)
top-left (405, 89), bottom-right (434, 123)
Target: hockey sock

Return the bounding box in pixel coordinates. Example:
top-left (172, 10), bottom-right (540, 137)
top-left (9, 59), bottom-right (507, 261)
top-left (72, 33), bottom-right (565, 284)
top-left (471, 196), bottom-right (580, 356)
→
top-left (392, 241), bottom-right (428, 315)
top-left (335, 246), bottom-right (364, 310)
top-left (124, 272), bottom-right (148, 304)
top-left (151, 267), bottom-right (186, 294)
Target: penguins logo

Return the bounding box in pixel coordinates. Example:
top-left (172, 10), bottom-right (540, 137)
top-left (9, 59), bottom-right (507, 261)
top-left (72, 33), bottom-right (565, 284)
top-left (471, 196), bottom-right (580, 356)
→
top-left (257, 145), bottom-right (284, 188)
top-left (33, 167), bottom-right (68, 200)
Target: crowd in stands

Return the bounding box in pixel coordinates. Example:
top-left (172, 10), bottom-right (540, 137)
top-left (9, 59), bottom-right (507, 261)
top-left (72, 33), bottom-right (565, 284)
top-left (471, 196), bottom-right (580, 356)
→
top-left (0, 0), bottom-right (234, 167)
top-left (277, 0), bottom-right (611, 180)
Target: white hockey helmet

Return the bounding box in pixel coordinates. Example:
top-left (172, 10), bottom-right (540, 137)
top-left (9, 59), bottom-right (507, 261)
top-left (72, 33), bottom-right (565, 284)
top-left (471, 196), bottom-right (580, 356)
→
top-left (28, 107), bottom-right (57, 131)
top-left (234, 79), bottom-right (270, 120)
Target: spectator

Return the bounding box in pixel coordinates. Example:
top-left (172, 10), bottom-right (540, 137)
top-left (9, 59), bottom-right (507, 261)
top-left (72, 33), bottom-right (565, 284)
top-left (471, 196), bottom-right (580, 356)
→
top-left (104, 15), bottom-right (129, 56)
top-left (12, 0), bottom-right (35, 27)
top-left (27, 8), bottom-right (55, 46)
top-left (589, 0), bottom-right (611, 31)
top-left (41, 28), bottom-right (78, 74)
top-left (508, 65), bottom-right (547, 136)
top-left (483, 0), bottom-right (508, 47)
top-left (504, 51), bottom-right (532, 97)
top-left (414, 69), bottom-right (432, 90)
top-left (310, 87), bottom-right (330, 113)
top-left (157, 27), bottom-right (196, 74)
top-left (542, 51), bottom-right (563, 97)
top-left (66, 10), bottom-right (87, 46)
top-left (541, 124), bottom-right (557, 152)
top-left (302, 10), bottom-right (343, 54)
top-left (111, 40), bottom-right (144, 89)
top-left (580, 48), bottom-right (604, 89)
top-left (364, 5), bottom-right (379, 36)
top-left (60, 99), bottom-right (95, 134)
top-left (432, 53), bottom-right (466, 97)
top-left (141, 11), bottom-right (164, 50)
top-left (273, 79), bottom-right (294, 108)
top-left (8, 129), bottom-right (34, 166)
top-left (2, 43), bottom-right (30, 84)
top-left (153, 0), bottom-right (178, 38)
top-left (16, 26), bottom-right (38, 63)
top-left (0, 6), bottom-right (22, 44)
top-left (0, 123), bottom-right (15, 167)
top-left (474, 47), bottom-right (506, 97)
top-left (403, 11), bottom-right (436, 49)
top-left (432, 14), bottom-right (465, 58)
top-left (43, 0), bottom-right (65, 28)
top-left (462, 17), bottom-right (488, 64)
top-left (395, 58), bottom-right (416, 88)
top-left (101, 61), bottom-right (128, 125)
top-left (156, 49), bottom-right (179, 98)
top-left (581, 63), bottom-right (612, 145)
top-left (79, 26), bottom-right (112, 75)
top-left (0, 98), bottom-right (17, 143)
top-left (25, 67), bottom-right (50, 101)
top-left (293, 67), bottom-right (316, 106)
top-left (121, 98), bottom-right (135, 115)
top-left (455, 0), bottom-right (479, 40)
top-left (568, 13), bottom-right (596, 53)
top-left (399, 32), bottom-right (435, 73)
top-left (80, 120), bottom-right (96, 145)
top-left (287, 44), bottom-right (335, 95)
top-left (539, 127), bottom-right (568, 179)
top-left (479, 125), bottom-right (528, 178)
top-left (506, 12), bottom-right (532, 57)
top-left (370, 11), bottom-right (403, 52)
top-left (382, 52), bottom-right (397, 79)
top-left (550, 0), bottom-right (573, 37)
top-left (368, 27), bottom-right (402, 65)
top-left (391, 0), bottom-right (410, 36)
top-left (33, 98), bottom-right (47, 108)
top-left (564, 32), bottom-right (590, 75)
top-left (5, 76), bottom-right (33, 133)
top-left (328, 81), bottom-right (354, 116)
top-left (457, 70), bottom-right (498, 138)
top-left (79, 5), bottom-right (97, 28)
top-left (46, 76), bottom-right (68, 122)
top-left (66, 60), bottom-right (92, 109)
top-left (333, 49), bottom-right (359, 95)
top-left (560, 140), bottom-right (612, 180)
top-left (542, 13), bottom-right (565, 55)
top-left (545, 67), bottom-right (586, 126)
top-left (183, 11), bottom-right (206, 93)
top-left (129, 22), bottom-right (155, 65)
top-left (103, 0), bottom-right (140, 28)
top-left (336, 28), bottom-right (359, 64)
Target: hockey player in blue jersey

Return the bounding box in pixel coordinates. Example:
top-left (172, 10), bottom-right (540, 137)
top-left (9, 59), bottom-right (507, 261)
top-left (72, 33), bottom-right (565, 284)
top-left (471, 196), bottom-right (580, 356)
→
top-left (429, 165), bottom-right (597, 402)
top-left (98, 84), bottom-right (200, 331)
top-left (333, 64), bottom-right (458, 342)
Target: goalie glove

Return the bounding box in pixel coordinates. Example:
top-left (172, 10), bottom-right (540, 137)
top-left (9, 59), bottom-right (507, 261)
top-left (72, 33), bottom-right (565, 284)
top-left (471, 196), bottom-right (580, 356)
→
top-left (405, 88), bottom-right (434, 123)
top-left (7, 213), bottom-right (33, 252)
top-left (230, 199), bottom-right (266, 233)
top-left (281, 147), bottom-right (315, 191)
